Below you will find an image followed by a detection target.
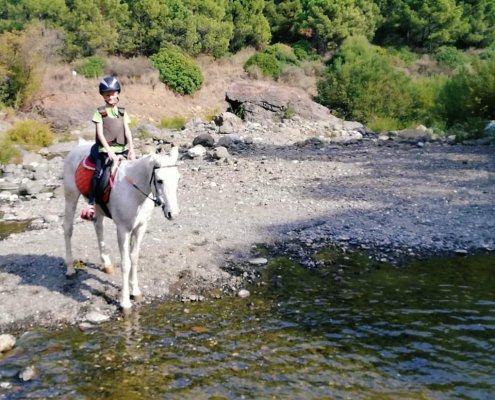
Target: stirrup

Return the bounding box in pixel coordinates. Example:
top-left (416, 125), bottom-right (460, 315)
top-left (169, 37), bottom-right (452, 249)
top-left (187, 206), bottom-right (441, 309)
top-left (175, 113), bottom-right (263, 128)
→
top-left (81, 204), bottom-right (96, 221)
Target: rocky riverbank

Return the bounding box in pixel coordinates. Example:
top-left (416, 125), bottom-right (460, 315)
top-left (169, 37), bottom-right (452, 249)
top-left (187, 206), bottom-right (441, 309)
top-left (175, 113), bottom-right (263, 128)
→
top-left (0, 114), bottom-right (494, 333)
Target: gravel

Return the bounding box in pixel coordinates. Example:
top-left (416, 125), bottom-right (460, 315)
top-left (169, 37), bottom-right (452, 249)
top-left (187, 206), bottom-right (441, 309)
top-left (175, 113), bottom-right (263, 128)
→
top-left (0, 129), bottom-right (494, 333)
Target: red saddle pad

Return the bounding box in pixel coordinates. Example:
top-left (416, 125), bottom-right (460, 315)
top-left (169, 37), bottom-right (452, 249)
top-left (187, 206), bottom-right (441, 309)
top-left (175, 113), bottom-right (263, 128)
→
top-left (75, 157), bottom-right (95, 197)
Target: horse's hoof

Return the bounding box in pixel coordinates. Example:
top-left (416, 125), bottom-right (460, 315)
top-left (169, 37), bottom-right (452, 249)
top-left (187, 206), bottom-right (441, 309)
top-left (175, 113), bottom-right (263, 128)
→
top-left (66, 270), bottom-right (77, 278)
top-left (103, 264), bottom-right (114, 274)
top-left (131, 294), bottom-right (143, 303)
top-left (121, 306), bottom-right (132, 316)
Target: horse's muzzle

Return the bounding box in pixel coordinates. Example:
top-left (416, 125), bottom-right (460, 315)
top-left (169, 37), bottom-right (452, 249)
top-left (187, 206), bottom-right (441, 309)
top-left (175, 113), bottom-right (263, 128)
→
top-left (163, 205), bottom-right (179, 220)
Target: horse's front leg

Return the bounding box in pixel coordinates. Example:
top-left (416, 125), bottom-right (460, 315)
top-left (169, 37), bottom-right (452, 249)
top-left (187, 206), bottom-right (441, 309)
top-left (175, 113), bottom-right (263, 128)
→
top-left (117, 226), bottom-right (132, 310)
top-left (94, 214), bottom-right (113, 274)
top-left (129, 223), bottom-right (148, 302)
top-left (63, 190), bottom-right (79, 276)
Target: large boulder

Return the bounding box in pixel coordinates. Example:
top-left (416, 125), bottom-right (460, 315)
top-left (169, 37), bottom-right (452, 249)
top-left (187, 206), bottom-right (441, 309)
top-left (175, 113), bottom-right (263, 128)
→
top-left (215, 112), bottom-right (244, 134)
top-left (225, 81), bottom-right (340, 125)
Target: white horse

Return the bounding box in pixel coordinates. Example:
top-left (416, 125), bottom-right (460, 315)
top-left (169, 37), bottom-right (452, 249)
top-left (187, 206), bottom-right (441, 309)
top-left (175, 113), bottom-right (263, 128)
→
top-left (63, 143), bottom-right (180, 310)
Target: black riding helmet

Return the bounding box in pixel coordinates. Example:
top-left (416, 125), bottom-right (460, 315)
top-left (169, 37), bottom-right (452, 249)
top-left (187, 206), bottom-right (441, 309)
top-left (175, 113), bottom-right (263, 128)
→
top-left (99, 76), bottom-right (121, 94)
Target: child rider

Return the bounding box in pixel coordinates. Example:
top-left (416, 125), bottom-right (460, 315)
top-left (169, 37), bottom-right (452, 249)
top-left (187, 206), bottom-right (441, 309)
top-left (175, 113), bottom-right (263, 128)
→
top-left (81, 76), bottom-right (135, 221)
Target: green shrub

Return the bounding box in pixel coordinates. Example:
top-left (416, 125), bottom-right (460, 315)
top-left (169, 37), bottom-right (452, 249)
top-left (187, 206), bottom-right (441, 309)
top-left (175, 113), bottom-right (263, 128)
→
top-left (410, 76), bottom-right (447, 129)
top-left (150, 46), bottom-right (203, 95)
top-left (227, 104), bottom-right (246, 120)
top-left (244, 53), bottom-right (282, 78)
top-left (0, 71), bottom-right (10, 105)
top-left (447, 118), bottom-right (488, 142)
top-left (437, 58), bottom-right (495, 128)
top-left (279, 104), bottom-right (295, 120)
top-left (128, 115), bottom-right (139, 128)
top-left (158, 116), bottom-right (186, 130)
top-left (367, 116), bottom-right (404, 133)
top-left (479, 45), bottom-right (495, 60)
top-left (0, 133), bottom-right (21, 164)
top-left (316, 36), bottom-right (416, 127)
top-left (57, 131), bottom-right (74, 143)
top-left (135, 126), bottom-right (152, 140)
top-left (292, 40), bottom-right (313, 60)
top-left (74, 56), bottom-right (105, 78)
top-left (434, 46), bottom-right (468, 69)
top-left (386, 46), bottom-right (417, 66)
top-left (7, 120), bottom-right (54, 151)
top-left (265, 43), bottom-right (299, 65)
top-left (203, 108), bottom-right (220, 122)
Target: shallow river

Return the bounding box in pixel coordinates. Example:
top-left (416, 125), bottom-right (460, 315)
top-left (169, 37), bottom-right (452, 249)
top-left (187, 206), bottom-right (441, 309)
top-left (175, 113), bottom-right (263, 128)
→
top-left (1, 250), bottom-right (494, 399)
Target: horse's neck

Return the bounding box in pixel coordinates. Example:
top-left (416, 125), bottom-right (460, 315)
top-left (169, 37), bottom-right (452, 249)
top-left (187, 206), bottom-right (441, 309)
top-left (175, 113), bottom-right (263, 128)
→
top-left (122, 156), bottom-right (154, 193)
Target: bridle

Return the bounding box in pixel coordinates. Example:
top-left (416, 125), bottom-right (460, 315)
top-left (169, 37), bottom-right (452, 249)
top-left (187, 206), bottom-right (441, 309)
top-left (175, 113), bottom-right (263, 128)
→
top-left (125, 165), bottom-right (177, 207)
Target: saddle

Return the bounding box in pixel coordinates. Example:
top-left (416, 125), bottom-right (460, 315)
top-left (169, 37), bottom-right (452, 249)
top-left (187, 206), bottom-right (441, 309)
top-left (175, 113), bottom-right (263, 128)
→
top-left (75, 156), bottom-right (119, 218)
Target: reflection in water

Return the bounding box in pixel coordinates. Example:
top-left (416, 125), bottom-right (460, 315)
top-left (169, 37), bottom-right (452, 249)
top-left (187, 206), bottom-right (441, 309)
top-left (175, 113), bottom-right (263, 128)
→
top-left (0, 251), bottom-right (494, 399)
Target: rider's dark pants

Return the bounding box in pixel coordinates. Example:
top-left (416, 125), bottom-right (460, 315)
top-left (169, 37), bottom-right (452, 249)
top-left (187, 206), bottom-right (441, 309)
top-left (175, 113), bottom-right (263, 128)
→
top-left (88, 144), bottom-right (128, 205)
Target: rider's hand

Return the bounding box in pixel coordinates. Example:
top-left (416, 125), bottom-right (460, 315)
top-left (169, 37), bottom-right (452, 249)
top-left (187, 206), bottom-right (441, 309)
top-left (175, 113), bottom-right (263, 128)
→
top-left (108, 151), bottom-right (119, 163)
top-left (127, 149), bottom-right (136, 160)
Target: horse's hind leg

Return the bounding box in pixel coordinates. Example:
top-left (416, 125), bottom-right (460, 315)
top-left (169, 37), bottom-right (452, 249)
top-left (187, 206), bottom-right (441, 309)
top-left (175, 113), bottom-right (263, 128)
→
top-left (94, 214), bottom-right (113, 274)
top-left (64, 189), bottom-right (79, 276)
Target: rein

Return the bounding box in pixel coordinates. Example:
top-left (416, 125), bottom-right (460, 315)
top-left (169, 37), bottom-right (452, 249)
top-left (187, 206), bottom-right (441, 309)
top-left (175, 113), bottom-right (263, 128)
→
top-left (125, 164), bottom-right (177, 207)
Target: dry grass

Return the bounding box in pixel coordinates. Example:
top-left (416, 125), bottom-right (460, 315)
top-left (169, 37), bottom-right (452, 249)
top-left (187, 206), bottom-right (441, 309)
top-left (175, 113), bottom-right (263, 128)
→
top-left (36, 50), bottom-right (317, 132)
top-left (279, 65), bottom-right (319, 96)
top-left (105, 56), bottom-right (160, 87)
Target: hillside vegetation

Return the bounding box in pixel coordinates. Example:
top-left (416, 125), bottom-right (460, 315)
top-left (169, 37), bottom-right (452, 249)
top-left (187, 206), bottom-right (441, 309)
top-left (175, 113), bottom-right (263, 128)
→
top-left (1, 0), bottom-right (495, 162)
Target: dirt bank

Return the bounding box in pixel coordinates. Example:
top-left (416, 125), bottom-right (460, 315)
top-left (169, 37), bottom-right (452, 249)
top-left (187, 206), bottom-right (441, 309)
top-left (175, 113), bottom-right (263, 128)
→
top-left (0, 131), bottom-right (494, 333)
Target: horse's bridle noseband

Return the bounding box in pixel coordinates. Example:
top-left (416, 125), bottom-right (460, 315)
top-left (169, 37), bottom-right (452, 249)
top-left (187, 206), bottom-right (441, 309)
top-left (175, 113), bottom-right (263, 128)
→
top-left (126, 164), bottom-right (177, 207)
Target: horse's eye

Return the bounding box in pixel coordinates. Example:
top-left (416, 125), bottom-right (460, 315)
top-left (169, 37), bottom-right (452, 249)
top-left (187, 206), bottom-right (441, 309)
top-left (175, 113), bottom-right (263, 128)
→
top-left (157, 179), bottom-right (164, 185)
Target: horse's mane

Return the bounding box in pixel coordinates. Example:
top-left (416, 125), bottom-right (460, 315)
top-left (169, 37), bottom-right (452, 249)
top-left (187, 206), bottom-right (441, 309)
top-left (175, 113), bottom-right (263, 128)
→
top-left (77, 138), bottom-right (93, 145)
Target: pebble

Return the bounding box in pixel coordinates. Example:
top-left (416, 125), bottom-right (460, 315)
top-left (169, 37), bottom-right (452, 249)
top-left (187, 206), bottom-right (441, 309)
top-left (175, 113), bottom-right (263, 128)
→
top-left (0, 334), bottom-right (16, 353)
top-left (85, 311), bottom-right (110, 324)
top-left (237, 289), bottom-right (250, 298)
top-left (248, 257), bottom-right (268, 265)
top-left (19, 365), bottom-right (37, 381)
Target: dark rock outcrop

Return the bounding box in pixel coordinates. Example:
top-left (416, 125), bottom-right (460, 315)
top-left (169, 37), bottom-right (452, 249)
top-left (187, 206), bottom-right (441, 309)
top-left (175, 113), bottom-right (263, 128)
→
top-left (225, 81), bottom-right (340, 124)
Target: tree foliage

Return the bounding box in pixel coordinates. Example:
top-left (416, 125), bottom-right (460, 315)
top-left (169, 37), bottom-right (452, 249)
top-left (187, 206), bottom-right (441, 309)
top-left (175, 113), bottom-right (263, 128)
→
top-left (63, 0), bottom-right (130, 58)
top-left (294, 0), bottom-right (381, 54)
top-left (0, 0), bottom-right (68, 31)
top-left (162, 0), bottom-right (233, 58)
top-left (264, 0), bottom-right (302, 44)
top-left (120, 0), bottom-right (172, 56)
top-left (1, 0), bottom-right (495, 58)
top-left (228, 0), bottom-right (271, 52)
top-left (1, 0), bottom-right (495, 140)
top-left (456, 0), bottom-right (495, 48)
top-left (374, 0), bottom-right (467, 50)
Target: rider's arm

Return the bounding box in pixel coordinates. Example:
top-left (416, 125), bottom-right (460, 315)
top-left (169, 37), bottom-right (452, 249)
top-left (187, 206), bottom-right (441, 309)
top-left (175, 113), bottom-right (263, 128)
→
top-left (123, 113), bottom-right (135, 160)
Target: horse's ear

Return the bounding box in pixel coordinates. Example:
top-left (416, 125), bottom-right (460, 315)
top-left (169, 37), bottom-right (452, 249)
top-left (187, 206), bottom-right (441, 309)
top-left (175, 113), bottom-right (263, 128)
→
top-left (169, 146), bottom-right (179, 163)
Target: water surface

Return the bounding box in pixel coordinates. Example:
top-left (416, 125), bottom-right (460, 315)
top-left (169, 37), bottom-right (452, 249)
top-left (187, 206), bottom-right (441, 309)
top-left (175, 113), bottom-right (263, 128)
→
top-left (0, 251), bottom-right (494, 399)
